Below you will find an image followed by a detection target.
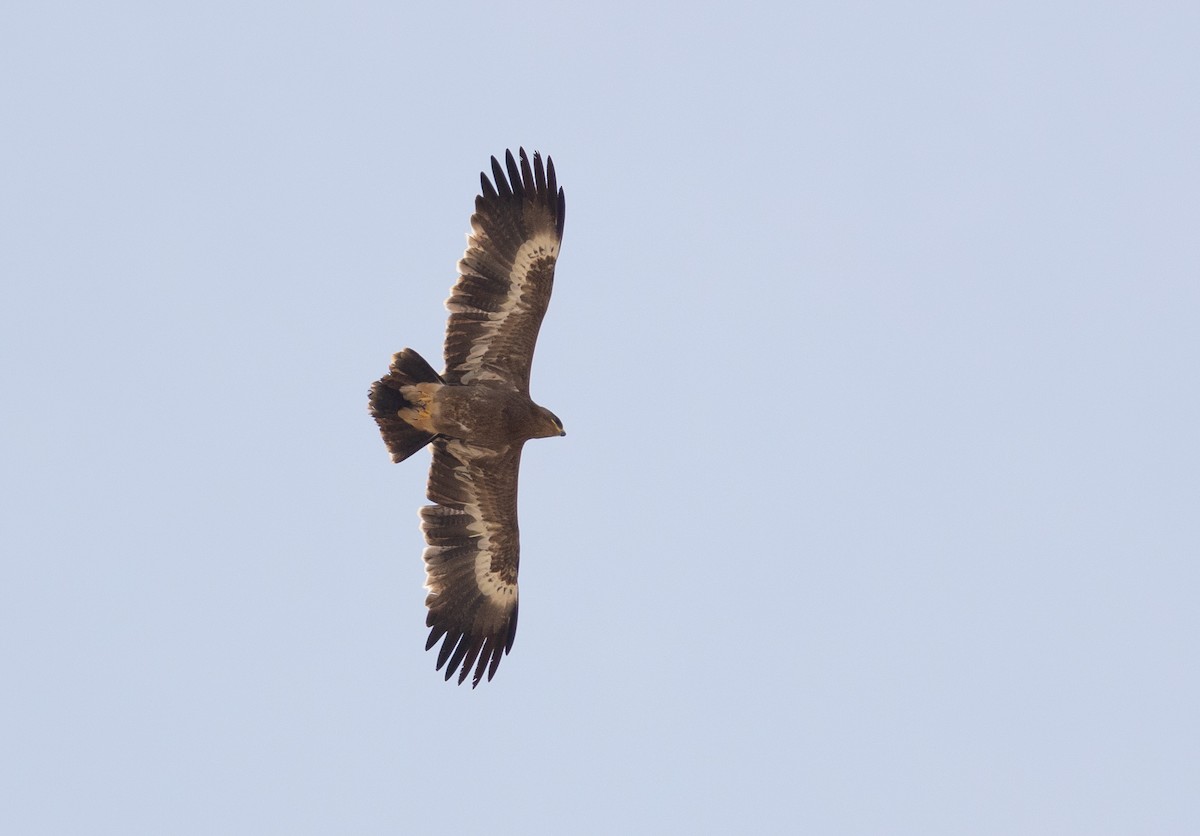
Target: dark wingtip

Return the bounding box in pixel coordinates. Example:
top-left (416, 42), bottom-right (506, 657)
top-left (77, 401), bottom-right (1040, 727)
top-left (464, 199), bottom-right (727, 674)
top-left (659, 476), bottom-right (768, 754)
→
top-left (477, 149), bottom-right (564, 239)
top-left (545, 156), bottom-right (557, 199)
top-left (505, 149), bottom-right (523, 200)
top-left (435, 630), bottom-right (461, 671)
top-left (490, 154), bottom-right (512, 199)
top-left (518, 149), bottom-right (535, 199)
top-left (506, 601), bottom-right (519, 653)
top-left (480, 170), bottom-right (498, 200)
top-left (556, 187), bottom-right (566, 240)
top-left (531, 150), bottom-right (547, 197)
top-left (425, 623), bottom-right (447, 652)
top-left (424, 605), bottom-right (517, 687)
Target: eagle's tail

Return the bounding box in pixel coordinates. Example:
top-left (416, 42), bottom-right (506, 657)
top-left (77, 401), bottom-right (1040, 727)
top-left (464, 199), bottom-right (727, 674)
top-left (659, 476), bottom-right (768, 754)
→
top-left (369, 348), bottom-right (444, 463)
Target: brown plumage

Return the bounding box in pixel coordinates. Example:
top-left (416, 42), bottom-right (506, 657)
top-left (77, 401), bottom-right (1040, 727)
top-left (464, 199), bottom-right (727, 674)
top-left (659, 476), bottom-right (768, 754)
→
top-left (369, 149), bottom-right (566, 687)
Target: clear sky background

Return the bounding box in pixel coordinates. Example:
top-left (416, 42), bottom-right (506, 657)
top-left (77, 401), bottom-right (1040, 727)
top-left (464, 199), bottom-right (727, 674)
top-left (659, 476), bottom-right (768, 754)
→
top-left (3, 2), bottom-right (1198, 833)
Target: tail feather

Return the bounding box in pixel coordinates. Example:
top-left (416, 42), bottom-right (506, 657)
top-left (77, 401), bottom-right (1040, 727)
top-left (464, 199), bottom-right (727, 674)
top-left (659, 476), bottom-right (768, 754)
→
top-left (369, 348), bottom-right (443, 463)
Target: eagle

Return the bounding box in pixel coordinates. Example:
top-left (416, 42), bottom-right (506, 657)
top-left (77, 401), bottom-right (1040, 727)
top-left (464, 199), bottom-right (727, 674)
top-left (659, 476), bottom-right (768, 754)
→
top-left (369, 149), bottom-right (566, 687)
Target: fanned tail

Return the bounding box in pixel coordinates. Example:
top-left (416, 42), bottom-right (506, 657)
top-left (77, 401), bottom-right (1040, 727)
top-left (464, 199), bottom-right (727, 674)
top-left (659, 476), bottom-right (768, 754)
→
top-left (369, 348), bottom-right (443, 463)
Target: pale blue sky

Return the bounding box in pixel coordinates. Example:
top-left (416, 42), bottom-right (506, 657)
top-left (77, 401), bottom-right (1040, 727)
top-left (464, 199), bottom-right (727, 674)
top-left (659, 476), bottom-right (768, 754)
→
top-left (3, 2), bottom-right (1198, 833)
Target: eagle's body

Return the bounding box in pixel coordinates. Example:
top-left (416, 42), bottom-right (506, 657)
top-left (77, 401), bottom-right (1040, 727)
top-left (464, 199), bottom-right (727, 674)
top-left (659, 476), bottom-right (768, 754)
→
top-left (369, 149), bottom-right (565, 687)
top-left (413, 382), bottom-right (561, 449)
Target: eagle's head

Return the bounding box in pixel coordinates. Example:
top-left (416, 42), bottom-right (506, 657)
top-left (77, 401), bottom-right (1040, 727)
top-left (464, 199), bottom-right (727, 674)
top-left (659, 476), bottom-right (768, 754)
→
top-left (532, 405), bottom-right (566, 439)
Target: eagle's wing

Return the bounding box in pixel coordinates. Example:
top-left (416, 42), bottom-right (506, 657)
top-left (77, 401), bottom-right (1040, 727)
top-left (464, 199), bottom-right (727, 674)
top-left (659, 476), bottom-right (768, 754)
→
top-left (443, 148), bottom-right (565, 394)
top-left (420, 437), bottom-right (524, 687)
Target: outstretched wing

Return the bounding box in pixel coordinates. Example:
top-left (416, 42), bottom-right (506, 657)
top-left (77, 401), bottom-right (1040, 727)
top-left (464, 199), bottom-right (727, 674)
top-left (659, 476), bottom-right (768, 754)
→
top-left (420, 437), bottom-right (524, 687)
top-left (443, 148), bottom-right (566, 393)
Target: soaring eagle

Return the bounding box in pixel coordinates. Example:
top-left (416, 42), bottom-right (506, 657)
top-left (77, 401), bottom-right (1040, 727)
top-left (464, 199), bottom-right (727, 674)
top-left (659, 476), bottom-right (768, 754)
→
top-left (369, 149), bottom-right (565, 687)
